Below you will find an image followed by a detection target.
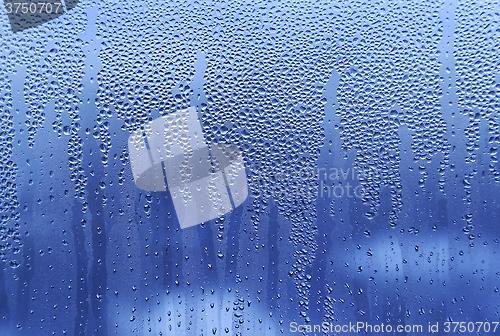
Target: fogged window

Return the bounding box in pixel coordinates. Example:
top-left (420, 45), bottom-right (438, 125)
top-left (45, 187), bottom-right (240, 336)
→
top-left (0, 0), bottom-right (499, 335)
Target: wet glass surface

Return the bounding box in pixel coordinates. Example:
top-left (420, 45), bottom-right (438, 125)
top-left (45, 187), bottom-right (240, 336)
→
top-left (0, 0), bottom-right (499, 335)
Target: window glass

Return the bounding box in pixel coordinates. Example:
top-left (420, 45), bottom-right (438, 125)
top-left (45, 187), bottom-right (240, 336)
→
top-left (0, 0), bottom-right (499, 335)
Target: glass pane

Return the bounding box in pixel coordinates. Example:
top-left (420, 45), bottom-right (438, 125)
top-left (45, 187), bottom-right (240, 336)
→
top-left (0, 0), bottom-right (499, 335)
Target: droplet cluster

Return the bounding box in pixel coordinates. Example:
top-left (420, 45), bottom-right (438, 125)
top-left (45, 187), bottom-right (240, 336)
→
top-left (0, 4), bottom-right (90, 263)
top-left (454, 0), bottom-right (500, 181)
top-left (95, 0), bottom-right (337, 246)
top-left (93, 0), bottom-right (455, 321)
top-left (0, 38), bottom-right (20, 263)
top-left (328, 0), bottom-right (449, 225)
